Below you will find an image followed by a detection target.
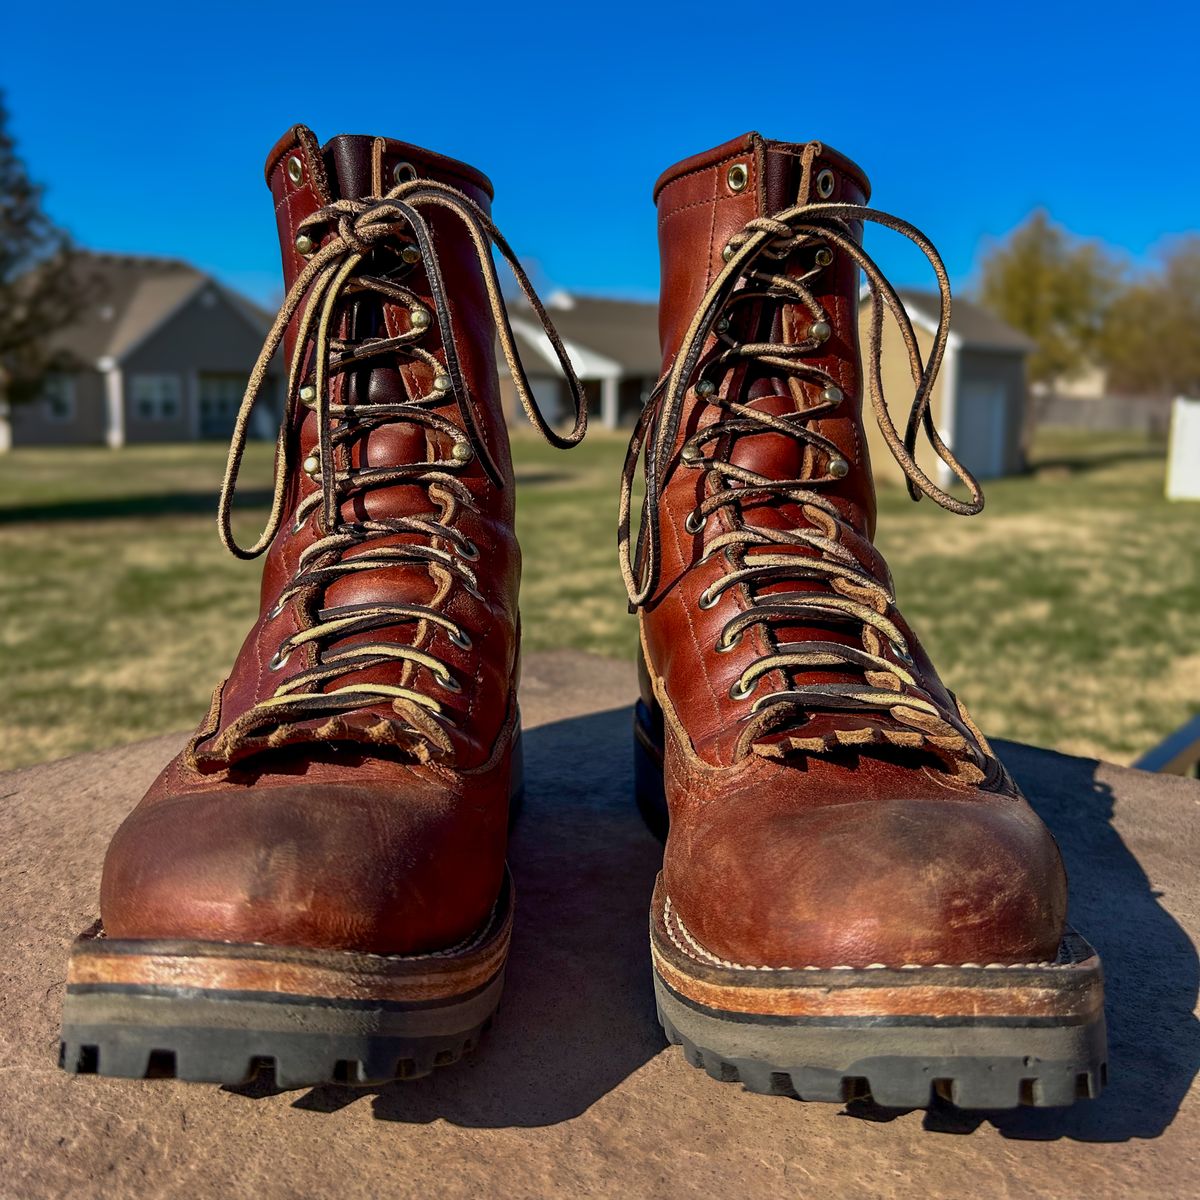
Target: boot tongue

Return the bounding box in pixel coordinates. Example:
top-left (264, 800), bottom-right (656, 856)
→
top-left (323, 135), bottom-right (377, 200)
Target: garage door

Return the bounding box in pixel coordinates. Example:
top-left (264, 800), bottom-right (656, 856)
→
top-left (955, 381), bottom-right (1009, 480)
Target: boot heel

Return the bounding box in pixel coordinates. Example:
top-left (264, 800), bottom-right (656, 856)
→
top-left (633, 698), bottom-right (668, 840)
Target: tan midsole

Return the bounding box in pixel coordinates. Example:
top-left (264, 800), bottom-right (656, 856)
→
top-left (69, 886), bottom-right (512, 1006)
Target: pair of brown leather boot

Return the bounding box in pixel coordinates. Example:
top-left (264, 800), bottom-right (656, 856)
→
top-left (60, 127), bottom-right (1105, 1110)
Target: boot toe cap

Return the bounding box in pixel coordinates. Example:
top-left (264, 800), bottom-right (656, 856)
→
top-left (664, 788), bottom-right (1067, 969)
top-left (99, 778), bottom-right (506, 955)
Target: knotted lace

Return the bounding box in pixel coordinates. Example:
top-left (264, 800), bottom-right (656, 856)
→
top-left (619, 199), bottom-right (984, 735)
top-left (215, 177), bottom-right (585, 742)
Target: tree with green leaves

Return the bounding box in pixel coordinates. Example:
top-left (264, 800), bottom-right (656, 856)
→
top-left (1101, 236), bottom-right (1200, 398)
top-left (0, 90), bottom-right (81, 408)
top-left (977, 210), bottom-right (1120, 393)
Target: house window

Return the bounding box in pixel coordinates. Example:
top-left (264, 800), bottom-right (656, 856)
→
top-left (42, 374), bottom-right (76, 422)
top-left (130, 374), bottom-right (182, 421)
top-left (198, 374), bottom-right (244, 439)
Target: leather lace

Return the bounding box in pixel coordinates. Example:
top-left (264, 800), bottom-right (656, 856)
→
top-left (217, 177), bottom-right (586, 738)
top-left (619, 200), bottom-right (983, 732)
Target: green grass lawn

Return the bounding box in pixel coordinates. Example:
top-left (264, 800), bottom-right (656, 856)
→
top-left (1, 428), bottom-right (1196, 770)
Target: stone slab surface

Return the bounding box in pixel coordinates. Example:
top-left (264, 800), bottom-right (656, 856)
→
top-left (2, 651), bottom-right (1198, 1198)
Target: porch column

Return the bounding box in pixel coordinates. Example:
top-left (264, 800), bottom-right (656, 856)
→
top-left (101, 359), bottom-right (125, 448)
top-left (600, 376), bottom-right (619, 431)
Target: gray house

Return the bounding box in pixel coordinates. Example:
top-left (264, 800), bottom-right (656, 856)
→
top-left (1, 253), bottom-right (279, 450)
top-left (500, 292), bottom-right (662, 429)
top-left (860, 288), bottom-right (1035, 484)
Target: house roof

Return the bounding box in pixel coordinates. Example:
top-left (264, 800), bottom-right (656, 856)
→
top-left (49, 252), bottom-right (271, 366)
top-left (505, 293), bottom-right (662, 380)
top-left (893, 288), bottom-right (1035, 354)
top-left (505, 286), bottom-right (1033, 384)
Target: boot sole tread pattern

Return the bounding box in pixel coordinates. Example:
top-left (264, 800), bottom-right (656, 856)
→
top-left (656, 999), bottom-right (1107, 1109)
top-left (59, 871), bottom-right (512, 1088)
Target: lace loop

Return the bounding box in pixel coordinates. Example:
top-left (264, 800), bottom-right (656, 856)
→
top-left (219, 178), bottom-right (586, 561)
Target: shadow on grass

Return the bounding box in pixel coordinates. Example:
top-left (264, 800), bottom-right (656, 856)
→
top-left (1029, 444), bottom-right (1166, 475)
top-left (0, 473), bottom-right (572, 525)
top-left (0, 491), bottom-right (274, 524)
top-left (225, 718), bottom-right (1197, 1139)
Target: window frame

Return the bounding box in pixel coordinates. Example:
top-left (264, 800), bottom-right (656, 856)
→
top-left (129, 373), bottom-right (183, 422)
top-left (41, 373), bottom-right (77, 423)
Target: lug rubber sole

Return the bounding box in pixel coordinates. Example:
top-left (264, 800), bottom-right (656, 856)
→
top-left (60, 870), bottom-right (513, 1088)
top-left (651, 877), bottom-right (1106, 1109)
top-left (634, 701), bottom-right (1108, 1108)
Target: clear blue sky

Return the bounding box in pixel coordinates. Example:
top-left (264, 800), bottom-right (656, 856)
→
top-left (4, 0), bottom-right (1195, 308)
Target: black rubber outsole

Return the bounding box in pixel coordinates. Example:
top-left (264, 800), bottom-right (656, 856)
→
top-left (59, 1012), bottom-right (494, 1088)
top-left (655, 981), bottom-right (1106, 1109)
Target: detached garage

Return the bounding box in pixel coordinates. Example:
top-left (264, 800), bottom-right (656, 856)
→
top-left (859, 288), bottom-right (1034, 485)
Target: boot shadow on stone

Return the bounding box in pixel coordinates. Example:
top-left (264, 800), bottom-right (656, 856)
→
top-left (836, 744), bottom-right (1200, 1142)
top-left (226, 705), bottom-right (668, 1128)
top-left (984, 745), bottom-right (1200, 1143)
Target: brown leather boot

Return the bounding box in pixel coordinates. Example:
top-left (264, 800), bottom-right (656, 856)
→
top-left (60, 126), bottom-right (584, 1087)
top-left (623, 134), bottom-right (1105, 1109)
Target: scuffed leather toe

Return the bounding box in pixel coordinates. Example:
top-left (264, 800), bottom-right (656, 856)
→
top-left (662, 766), bottom-right (1068, 970)
top-left (99, 777), bottom-right (507, 955)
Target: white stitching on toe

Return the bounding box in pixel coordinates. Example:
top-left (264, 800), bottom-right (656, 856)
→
top-left (662, 894), bottom-right (1061, 972)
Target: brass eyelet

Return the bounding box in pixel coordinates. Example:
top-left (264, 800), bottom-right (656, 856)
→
top-left (684, 510), bottom-right (707, 534)
top-left (268, 646), bottom-right (292, 671)
top-left (892, 641), bottom-right (914, 665)
top-left (816, 168), bottom-right (836, 199)
top-left (729, 677), bottom-right (755, 701)
top-left (286, 155), bottom-right (304, 185)
top-left (698, 586), bottom-right (720, 610)
top-left (294, 232), bottom-right (316, 257)
top-left (267, 597), bottom-right (288, 620)
top-left (815, 247), bottom-right (834, 267)
top-left (449, 627), bottom-right (473, 651)
top-left (393, 161), bottom-right (418, 185)
top-left (715, 632), bottom-right (742, 654)
top-left (458, 537), bottom-right (480, 561)
top-left (727, 163), bottom-right (749, 193)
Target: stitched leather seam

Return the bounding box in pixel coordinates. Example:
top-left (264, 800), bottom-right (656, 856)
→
top-left (657, 149), bottom-right (751, 217)
top-left (658, 192), bottom-right (734, 228)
